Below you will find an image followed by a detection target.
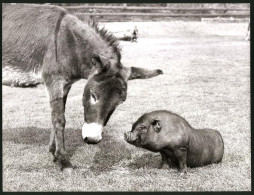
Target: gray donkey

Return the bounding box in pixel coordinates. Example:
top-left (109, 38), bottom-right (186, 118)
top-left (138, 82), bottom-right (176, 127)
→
top-left (2, 3), bottom-right (163, 169)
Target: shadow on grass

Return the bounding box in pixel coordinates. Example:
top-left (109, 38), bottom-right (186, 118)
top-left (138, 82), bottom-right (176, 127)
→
top-left (90, 134), bottom-right (132, 175)
top-left (128, 152), bottom-right (161, 169)
top-left (3, 127), bottom-right (132, 172)
top-left (3, 127), bottom-right (159, 172)
top-left (2, 127), bottom-right (83, 159)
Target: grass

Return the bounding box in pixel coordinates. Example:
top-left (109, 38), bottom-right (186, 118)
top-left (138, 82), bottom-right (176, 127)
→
top-left (2, 21), bottom-right (250, 191)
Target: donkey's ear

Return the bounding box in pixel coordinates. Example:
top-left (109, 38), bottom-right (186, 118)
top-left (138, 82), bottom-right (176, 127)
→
top-left (125, 67), bottom-right (163, 80)
top-left (120, 67), bottom-right (163, 81)
top-left (91, 54), bottom-right (110, 74)
top-left (151, 119), bottom-right (162, 132)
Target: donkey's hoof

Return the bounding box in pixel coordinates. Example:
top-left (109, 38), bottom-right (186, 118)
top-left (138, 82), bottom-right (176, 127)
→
top-left (53, 156), bottom-right (58, 162)
top-left (55, 153), bottom-right (72, 171)
top-left (49, 145), bottom-right (56, 155)
top-left (60, 160), bottom-right (73, 171)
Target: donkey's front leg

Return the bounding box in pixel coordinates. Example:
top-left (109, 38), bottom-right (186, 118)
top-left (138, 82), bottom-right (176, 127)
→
top-left (51, 99), bottom-right (71, 168)
top-left (47, 80), bottom-right (71, 169)
top-left (49, 127), bottom-right (57, 161)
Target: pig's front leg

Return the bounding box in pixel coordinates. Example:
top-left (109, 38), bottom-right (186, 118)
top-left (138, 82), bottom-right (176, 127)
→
top-left (159, 151), bottom-right (169, 169)
top-left (174, 147), bottom-right (187, 175)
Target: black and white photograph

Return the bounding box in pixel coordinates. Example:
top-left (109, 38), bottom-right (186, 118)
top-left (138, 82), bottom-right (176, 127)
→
top-left (2, 2), bottom-right (251, 191)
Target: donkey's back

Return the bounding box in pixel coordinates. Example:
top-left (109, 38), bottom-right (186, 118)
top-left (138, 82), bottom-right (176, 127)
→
top-left (2, 4), bottom-right (66, 87)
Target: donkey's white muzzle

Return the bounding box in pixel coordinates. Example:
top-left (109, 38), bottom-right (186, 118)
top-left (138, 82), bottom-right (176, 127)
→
top-left (82, 123), bottom-right (103, 144)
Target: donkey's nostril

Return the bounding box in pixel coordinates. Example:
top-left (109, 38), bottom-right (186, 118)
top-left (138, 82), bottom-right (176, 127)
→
top-left (83, 137), bottom-right (101, 144)
top-left (84, 137), bottom-right (88, 143)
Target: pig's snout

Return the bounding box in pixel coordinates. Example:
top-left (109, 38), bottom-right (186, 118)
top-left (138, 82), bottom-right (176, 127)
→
top-left (124, 132), bottom-right (139, 144)
top-left (124, 132), bottom-right (129, 141)
top-left (124, 132), bottom-right (133, 142)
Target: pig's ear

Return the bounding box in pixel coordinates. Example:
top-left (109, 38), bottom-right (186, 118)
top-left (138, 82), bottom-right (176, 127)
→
top-left (151, 119), bottom-right (162, 132)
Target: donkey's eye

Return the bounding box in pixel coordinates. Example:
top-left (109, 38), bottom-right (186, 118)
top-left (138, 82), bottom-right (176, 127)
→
top-left (90, 92), bottom-right (97, 104)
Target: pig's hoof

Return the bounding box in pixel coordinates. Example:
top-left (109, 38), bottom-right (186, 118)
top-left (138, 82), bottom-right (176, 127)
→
top-left (159, 164), bottom-right (169, 169)
top-left (179, 172), bottom-right (188, 179)
top-left (62, 166), bottom-right (74, 174)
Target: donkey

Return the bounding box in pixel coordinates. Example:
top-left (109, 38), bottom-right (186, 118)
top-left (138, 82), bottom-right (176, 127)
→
top-left (3, 4), bottom-right (163, 169)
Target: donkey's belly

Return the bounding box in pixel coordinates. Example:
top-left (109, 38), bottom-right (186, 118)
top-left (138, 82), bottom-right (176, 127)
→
top-left (2, 66), bottom-right (43, 87)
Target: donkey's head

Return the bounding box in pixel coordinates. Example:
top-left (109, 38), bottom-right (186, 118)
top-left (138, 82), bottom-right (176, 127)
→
top-left (82, 54), bottom-right (163, 144)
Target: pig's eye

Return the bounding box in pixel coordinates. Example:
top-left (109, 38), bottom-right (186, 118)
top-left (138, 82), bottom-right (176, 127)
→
top-left (140, 127), bottom-right (147, 134)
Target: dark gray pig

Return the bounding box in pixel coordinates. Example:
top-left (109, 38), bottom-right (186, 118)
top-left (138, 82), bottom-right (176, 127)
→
top-left (124, 110), bottom-right (224, 174)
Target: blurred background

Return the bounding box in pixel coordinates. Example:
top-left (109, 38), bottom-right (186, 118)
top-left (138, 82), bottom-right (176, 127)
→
top-left (44, 3), bottom-right (249, 22)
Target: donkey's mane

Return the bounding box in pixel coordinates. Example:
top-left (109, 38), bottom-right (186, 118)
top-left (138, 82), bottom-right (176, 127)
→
top-left (88, 19), bottom-right (121, 60)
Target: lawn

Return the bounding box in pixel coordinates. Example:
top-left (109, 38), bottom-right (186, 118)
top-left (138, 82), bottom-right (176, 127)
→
top-left (2, 21), bottom-right (250, 191)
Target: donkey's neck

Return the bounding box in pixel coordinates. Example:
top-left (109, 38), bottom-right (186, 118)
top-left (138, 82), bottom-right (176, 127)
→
top-left (62, 15), bottom-right (119, 80)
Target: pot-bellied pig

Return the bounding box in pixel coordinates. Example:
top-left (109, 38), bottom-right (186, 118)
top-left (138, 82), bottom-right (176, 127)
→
top-left (124, 110), bottom-right (224, 174)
